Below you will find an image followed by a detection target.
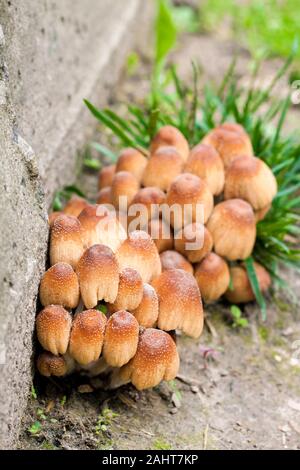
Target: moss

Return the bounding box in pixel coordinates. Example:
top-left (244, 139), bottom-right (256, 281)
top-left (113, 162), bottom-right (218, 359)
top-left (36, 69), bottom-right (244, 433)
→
top-left (258, 326), bottom-right (269, 342)
top-left (152, 437), bottom-right (172, 450)
top-left (41, 440), bottom-right (56, 450)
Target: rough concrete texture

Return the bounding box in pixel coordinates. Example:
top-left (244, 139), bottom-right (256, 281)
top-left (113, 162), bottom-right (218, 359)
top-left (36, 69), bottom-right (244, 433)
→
top-left (0, 0), bottom-right (151, 449)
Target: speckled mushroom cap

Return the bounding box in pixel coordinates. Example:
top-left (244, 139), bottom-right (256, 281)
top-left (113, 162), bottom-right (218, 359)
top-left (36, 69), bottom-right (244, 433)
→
top-left (159, 250), bottom-right (194, 274)
top-left (118, 328), bottom-right (180, 390)
top-left (225, 263), bottom-right (271, 304)
top-left (129, 187), bottom-right (166, 228)
top-left (207, 199), bottom-right (256, 260)
top-left (36, 352), bottom-right (69, 377)
top-left (142, 146), bottom-right (183, 191)
top-left (115, 148), bottom-right (147, 183)
top-left (102, 310), bottom-right (139, 367)
top-left (148, 218), bottom-right (174, 253)
top-left (151, 268), bottom-right (204, 338)
top-left (174, 223), bottom-right (213, 263)
top-left (132, 283), bottom-right (159, 328)
top-left (194, 252), bottom-right (230, 302)
top-left (98, 164), bottom-right (116, 190)
top-left (116, 230), bottom-right (161, 283)
top-left (50, 214), bottom-right (84, 269)
top-left (76, 244), bottom-right (119, 308)
top-left (96, 187), bottom-right (113, 205)
top-left (217, 122), bottom-right (253, 152)
top-left (39, 262), bottom-right (80, 309)
top-left (111, 171), bottom-right (139, 209)
top-left (36, 305), bottom-right (72, 355)
top-left (184, 144), bottom-right (225, 195)
top-left (48, 211), bottom-right (63, 227)
top-left (69, 309), bottom-right (106, 365)
top-left (224, 156), bottom-right (277, 210)
top-left (63, 196), bottom-right (89, 218)
top-left (165, 173), bottom-right (214, 229)
top-left (150, 125), bottom-right (189, 162)
top-left (111, 268), bottom-right (144, 311)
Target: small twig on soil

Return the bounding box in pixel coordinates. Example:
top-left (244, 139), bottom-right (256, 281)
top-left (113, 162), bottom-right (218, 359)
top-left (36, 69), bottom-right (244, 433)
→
top-left (203, 424), bottom-right (209, 450)
top-left (204, 318), bottom-right (218, 339)
top-left (176, 374), bottom-right (204, 389)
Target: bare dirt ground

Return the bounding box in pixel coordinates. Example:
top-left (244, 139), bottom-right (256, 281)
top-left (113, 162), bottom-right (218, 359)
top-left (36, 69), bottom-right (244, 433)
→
top-left (18, 32), bottom-right (300, 450)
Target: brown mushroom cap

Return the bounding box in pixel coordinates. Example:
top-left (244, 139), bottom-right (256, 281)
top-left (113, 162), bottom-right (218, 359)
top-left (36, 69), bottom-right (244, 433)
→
top-left (111, 268), bottom-right (144, 311)
top-left (98, 164), bottom-right (116, 190)
top-left (63, 196), bottom-right (89, 218)
top-left (50, 214), bottom-right (84, 269)
top-left (36, 305), bottom-right (72, 355)
top-left (118, 328), bottom-right (180, 390)
top-left (76, 244), bottom-right (119, 308)
top-left (152, 269), bottom-right (204, 338)
top-left (217, 122), bottom-right (253, 152)
top-left (207, 199), bottom-right (256, 260)
top-left (165, 173), bottom-right (214, 229)
top-left (150, 125), bottom-right (189, 162)
top-left (111, 171), bottom-right (139, 209)
top-left (129, 187), bottom-right (166, 229)
top-left (96, 187), bottom-right (113, 205)
top-left (255, 204), bottom-right (271, 223)
top-left (224, 156), bottom-right (277, 210)
top-left (132, 283), bottom-right (159, 328)
top-left (148, 218), bottom-right (174, 253)
top-left (194, 253), bottom-right (230, 302)
top-left (174, 223), bottom-right (213, 263)
top-left (116, 148), bottom-right (147, 183)
top-left (102, 310), bottom-right (139, 367)
top-left (48, 211), bottom-right (63, 227)
top-left (37, 352), bottom-right (69, 377)
top-left (40, 262), bottom-right (80, 308)
top-left (160, 250), bottom-right (194, 274)
top-left (184, 144), bottom-right (225, 195)
top-left (225, 263), bottom-right (271, 303)
top-left (69, 309), bottom-right (106, 365)
top-left (142, 146), bottom-right (183, 191)
top-left (116, 230), bottom-right (161, 283)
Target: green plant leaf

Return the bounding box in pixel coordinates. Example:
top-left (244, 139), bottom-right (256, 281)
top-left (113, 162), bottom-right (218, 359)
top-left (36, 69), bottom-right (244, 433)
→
top-left (155, 0), bottom-right (177, 66)
top-left (90, 142), bottom-right (118, 162)
top-left (245, 257), bottom-right (267, 321)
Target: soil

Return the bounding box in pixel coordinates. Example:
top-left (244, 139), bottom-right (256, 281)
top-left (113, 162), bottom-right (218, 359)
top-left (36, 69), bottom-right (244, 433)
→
top-left (17, 32), bottom-right (300, 450)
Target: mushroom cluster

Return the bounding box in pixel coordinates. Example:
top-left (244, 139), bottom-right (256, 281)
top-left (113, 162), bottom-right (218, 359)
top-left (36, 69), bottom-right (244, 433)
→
top-left (37, 122), bottom-right (276, 389)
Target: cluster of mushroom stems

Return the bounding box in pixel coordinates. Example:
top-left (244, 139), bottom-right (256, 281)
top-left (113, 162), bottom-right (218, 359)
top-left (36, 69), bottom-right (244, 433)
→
top-left (38, 122), bottom-right (276, 390)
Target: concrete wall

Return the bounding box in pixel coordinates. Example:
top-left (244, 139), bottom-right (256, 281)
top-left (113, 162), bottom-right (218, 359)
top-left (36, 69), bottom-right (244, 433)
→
top-left (0, 0), bottom-right (152, 449)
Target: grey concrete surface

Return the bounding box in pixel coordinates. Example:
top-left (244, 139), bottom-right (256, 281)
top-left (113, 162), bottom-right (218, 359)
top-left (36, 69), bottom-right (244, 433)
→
top-left (0, 0), bottom-right (152, 449)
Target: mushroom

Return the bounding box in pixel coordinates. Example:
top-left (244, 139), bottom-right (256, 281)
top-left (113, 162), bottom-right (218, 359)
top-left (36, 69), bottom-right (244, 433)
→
top-left (142, 146), bottom-right (183, 191)
top-left (255, 204), bottom-right (271, 223)
top-left (184, 144), bottom-right (225, 195)
top-left (115, 148), bottom-right (147, 183)
top-left (217, 122), bottom-right (253, 152)
top-left (150, 125), bottom-right (189, 162)
top-left (132, 283), bottom-right (159, 328)
top-left (194, 253), bottom-right (230, 302)
top-left (151, 269), bottom-right (204, 338)
top-left (36, 305), bottom-right (72, 355)
top-left (102, 310), bottom-right (139, 367)
top-left (224, 156), bottom-right (277, 210)
top-left (159, 250), bottom-right (194, 274)
top-left (148, 218), bottom-right (174, 253)
top-left (174, 223), bottom-right (213, 263)
top-left (96, 187), bottom-right (113, 205)
top-left (207, 199), bottom-right (256, 260)
top-left (39, 262), bottom-right (80, 308)
top-left (111, 268), bottom-right (143, 311)
top-left (116, 230), bottom-right (161, 283)
top-left (36, 352), bottom-right (69, 377)
top-left (128, 187), bottom-right (166, 230)
top-left (63, 196), bottom-right (89, 217)
top-left (76, 244), bottom-right (119, 308)
top-left (69, 309), bottom-right (106, 365)
top-left (111, 171), bottom-right (139, 209)
top-left (225, 263), bottom-right (271, 303)
top-left (98, 164), bottom-right (116, 189)
top-left (165, 173), bottom-right (214, 229)
top-left (50, 214), bottom-right (84, 269)
top-left (48, 211), bottom-right (63, 227)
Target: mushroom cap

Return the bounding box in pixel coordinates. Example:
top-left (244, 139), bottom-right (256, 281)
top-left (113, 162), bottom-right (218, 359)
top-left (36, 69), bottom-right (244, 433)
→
top-left (48, 211), bottom-right (63, 226)
top-left (207, 199), bottom-right (256, 260)
top-left (76, 244), bottom-right (119, 308)
top-left (50, 214), bottom-right (84, 269)
top-left (160, 250), bottom-right (194, 274)
top-left (129, 187), bottom-right (166, 229)
top-left (63, 196), bottom-right (89, 218)
top-left (148, 218), bottom-right (174, 253)
top-left (111, 268), bottom-right (144, 311)
top-left (36, 305), bottom-right (72, 355)
top-left (165, 173), bottom-right (214, 229)
top-left (150, 125), bottom-right (189, 162)
top-left (142, 146), bottom-right (183, 191)
top-left (174, 223), bottom-right (213, 263)
top-left (40, 262), bottom-right (80, 308)
top-left (98, 164), bottom-right (116, 189)
top-left (37, 352), bottom-right (69, 377)
top-left (116, 230), bottom-right (161, 283)
top-left (152, 269), bottom-right (204, 338)
top-left (132, 283), bottom-right (159, 328)
top-left (69, 309), bottom-right (106, 365)
top-left (116, 148), bottom-right (147, 182)
top-left (217, 122), bottom-right (253, 153)
top-left (184, 144), bottom-right (225, 195)
top-left (111, 171), bottom-right (139, 209)
top-left (225, 263), bottom-right (271, 303)
top-left (119, 328), bottom-right (180, 390)
top-left (96, 187), bottom-right (113, 205)
top-left (255, 204), bottom-right (271, 223)
top-left (194, 253), bottom-right (230, 302)
top-left (224, 156), bottom-right (277, 210)
top-left (102, 310), bottom-right (139, 367)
